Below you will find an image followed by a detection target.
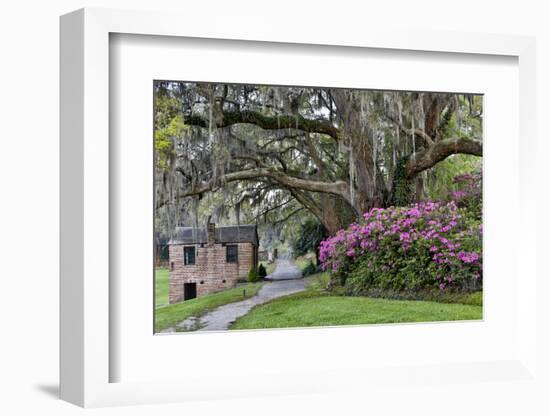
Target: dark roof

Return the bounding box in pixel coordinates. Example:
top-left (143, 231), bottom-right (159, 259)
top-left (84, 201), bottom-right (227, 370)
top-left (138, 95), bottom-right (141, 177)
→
top-left (169, 225), bottom-right (258, 246)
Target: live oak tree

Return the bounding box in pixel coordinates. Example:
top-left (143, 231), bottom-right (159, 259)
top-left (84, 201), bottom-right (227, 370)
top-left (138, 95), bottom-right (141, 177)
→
top-left (154, 82), bottom-right (482, 235)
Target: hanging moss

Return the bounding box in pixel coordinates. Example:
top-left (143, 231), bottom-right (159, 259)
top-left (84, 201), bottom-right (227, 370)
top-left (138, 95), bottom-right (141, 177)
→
top-left (390, 155), bottom-right (414, 206)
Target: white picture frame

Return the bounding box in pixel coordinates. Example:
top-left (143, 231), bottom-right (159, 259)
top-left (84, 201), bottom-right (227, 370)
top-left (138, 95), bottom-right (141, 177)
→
top-left (60, 8), bottom-right (540, 408)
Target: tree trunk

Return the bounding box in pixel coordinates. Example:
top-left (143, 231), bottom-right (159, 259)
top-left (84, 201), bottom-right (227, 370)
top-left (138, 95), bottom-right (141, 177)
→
top-left (331, 89), bottom-right (389, 216)
top-left (339, 130), bottom-right (390, 216)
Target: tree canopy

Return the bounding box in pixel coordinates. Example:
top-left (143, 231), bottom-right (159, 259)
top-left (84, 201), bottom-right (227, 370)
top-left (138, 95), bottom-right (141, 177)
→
top-left (154, 81), bottom-right (482, 238)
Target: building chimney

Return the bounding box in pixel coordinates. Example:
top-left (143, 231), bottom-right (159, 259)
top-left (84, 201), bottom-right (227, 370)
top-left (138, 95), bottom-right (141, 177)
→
top-left (207, 222), bottom-right (215, 246)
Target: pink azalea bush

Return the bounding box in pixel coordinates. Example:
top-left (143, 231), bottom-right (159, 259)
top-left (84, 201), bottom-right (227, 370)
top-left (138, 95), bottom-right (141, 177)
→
top-left (319, 173), bottom-right (482, 295)
top-left (450, 171), bottom-right (482, 220)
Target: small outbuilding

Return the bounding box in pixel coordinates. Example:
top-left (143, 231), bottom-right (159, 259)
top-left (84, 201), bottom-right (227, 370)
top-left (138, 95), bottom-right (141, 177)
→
top-left (168, 223), bottom-right (259, 303)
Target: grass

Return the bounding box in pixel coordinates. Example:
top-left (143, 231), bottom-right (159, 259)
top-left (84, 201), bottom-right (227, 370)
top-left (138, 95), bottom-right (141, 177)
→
top-left (155, 282), bottom-right (264, 332)
top-left (155, 268), bottom-right (169, 308)
top-left (304, 272), bottom-right (331, 290)
top-left (231, 272), bottom-right (482, 330)
top-left (426, 290), bottom-right (482, 307)
top-left (349, 287), bottom-right (483, 306)
top-left (448, 291), bottom-right (483, 306)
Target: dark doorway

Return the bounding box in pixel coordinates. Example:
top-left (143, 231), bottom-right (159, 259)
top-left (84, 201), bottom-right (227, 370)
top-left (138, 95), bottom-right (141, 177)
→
top-left (183, 283), bottom-right (197, 301)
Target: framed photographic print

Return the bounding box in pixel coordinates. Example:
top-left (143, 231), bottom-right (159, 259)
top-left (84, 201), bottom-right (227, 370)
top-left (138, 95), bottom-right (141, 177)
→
top-left (60, 7), bottom-right (541, 409)
top-left (152, 80), bottom-right (484, 335)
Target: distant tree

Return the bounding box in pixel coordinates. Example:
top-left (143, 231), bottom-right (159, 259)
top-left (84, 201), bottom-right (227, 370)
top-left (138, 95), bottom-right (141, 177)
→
top-left (292, 218), bottom-right (327, 265)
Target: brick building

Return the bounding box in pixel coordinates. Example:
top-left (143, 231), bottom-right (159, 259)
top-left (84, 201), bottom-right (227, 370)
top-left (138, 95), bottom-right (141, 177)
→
top-left (168, 223), bottom-right (259, 303)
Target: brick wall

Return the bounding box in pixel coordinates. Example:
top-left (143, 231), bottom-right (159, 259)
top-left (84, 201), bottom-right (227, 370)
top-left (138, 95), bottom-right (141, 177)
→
top-left (168, 242), bottom-right (256, 303)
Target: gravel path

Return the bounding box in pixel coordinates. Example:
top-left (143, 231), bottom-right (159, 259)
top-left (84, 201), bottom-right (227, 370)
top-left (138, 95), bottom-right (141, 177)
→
top-left (162, 259), bottom-right (306, 332)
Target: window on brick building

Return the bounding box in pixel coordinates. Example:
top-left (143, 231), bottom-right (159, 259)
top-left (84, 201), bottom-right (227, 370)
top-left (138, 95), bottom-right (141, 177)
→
top-left (184, 246), bottom-right (196, 265)
top-left (226, 245), bottom-right (238, 263)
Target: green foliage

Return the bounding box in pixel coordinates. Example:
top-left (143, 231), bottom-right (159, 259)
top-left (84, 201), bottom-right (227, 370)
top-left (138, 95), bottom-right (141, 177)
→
top-left (154, 94), bottom-right (181, 128)
top-left (450, 171), bottom-right (482, 221)
top-left (425, 154), bottom-right (482, 201)
top-left (321, 199), bottom-right (482, 296)
top-left (247, 267), bottom-right (259, 282)
top-left (390, 155), bottom-right (414, 206)
top-left (302, 260), bottom-right (321, 277)
top-left (258, 263), bottom-right (267, 278)
top-left (346, 250), bottom-right (434, 295)
top-left (259, 261), bottom-right (276, 276)
top-left (291, 218), bottom-right (327, 259)
top-left (343, 205), bottom-right (482, 296)
top-left (154, 94), bottom-right (188, 169)
top-left (154, 115), bottom-right (187, 168)
top-left (294, 254), bottom-right (314, 271)
top-left (305, 272), bottom-right (331, 291)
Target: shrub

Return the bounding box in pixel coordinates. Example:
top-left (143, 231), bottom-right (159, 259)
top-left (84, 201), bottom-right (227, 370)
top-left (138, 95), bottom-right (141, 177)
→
top-left (449, 171), bottom-right (482, 220)
top-left (320, 200), bottom-right (482, 295)
top-left (247, 267), bottom-right (259, 283)
top-left (258, 263), bottom-right (267, 278)
top-left (302, 260), bottom-right (321, 277)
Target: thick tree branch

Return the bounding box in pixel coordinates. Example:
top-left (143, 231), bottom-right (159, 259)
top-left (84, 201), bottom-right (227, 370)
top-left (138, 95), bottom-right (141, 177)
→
top-left (184, 110), bottom-right (341, 140)
top-left (232, 155), bottom-right (269, 168)
top-left (399, 126), bottom-right (434, 146)
top-left (287, 188), bottom-right (325, 222)
top-left (258, 132), bottom-right (304, 149)
top-left (271, 207), bottom-right (306, 226)
top-left (386, 114), bottom-right (435, 146)
top-left (252, 198), bottom-right (294, 221)
top-left (405, 137), bottom-right (482, 178)
top-left (180, 168), bottom-right (350, 200)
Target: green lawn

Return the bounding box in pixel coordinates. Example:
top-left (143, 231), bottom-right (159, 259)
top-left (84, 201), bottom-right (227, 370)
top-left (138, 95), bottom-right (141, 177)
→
top-left (155, 282), bottom-right (264, 332)
top-left (155, 268), bottom-right (170, 308)
top-left (231, 273), bottom-right (482, 330)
